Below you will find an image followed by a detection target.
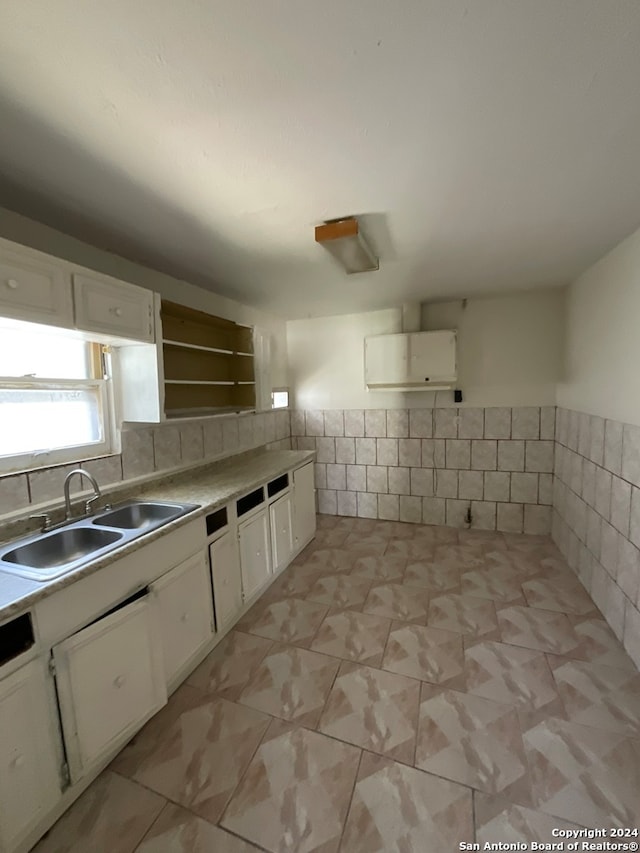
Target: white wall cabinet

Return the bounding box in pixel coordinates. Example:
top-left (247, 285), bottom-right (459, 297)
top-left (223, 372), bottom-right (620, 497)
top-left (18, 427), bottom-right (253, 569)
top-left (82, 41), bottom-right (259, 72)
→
top-left (151, 553), bottom-right (215, 688)
top-left (269, 493), bottom-right (294, 573)
top-left (293, 462), bottom-right (316, 549)
top-left (238, 510), bottom-right (271, 601)
top-left (0, 659), bottom-right (62, 853)
top-left (73, 273), bottom-right (154, 342)
top-left (364, 330), bottom-right (457, 390)
top-left (52, 596), bottom-right (166, 783)
top-left (209, 531), bottom-right (243, 632)
top-left (0, 242), bottom-right (73, 329)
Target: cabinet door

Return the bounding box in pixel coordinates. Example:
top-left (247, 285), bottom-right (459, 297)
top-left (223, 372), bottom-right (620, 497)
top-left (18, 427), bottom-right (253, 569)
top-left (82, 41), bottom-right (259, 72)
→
top-left (210, 531), bottom-right (243, 632)
top-left (269, 493), bottom-right (294, 573)
top-left (238, 511), bottom-right (271, 601)
top-left (0, 659), bottom-right (62, 853)
top-left (53, 597), bottom-right (166, 782)
top-left (73, 273), bottom-right (154, 342)
top-left (151, 552), bottom-right (215, 687)
top-left (293, 463), bottom-right (316, 548)
top-left (0, 246), bottom-right (73, 328)
top-left (364, 333), bottom-right (408, 386)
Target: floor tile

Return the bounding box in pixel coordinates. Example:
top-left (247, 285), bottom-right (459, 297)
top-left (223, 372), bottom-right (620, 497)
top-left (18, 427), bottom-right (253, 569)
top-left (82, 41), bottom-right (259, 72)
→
top-left (239, 598), bottom-right (328, 646)
top-left (34, 771), bottom-right (164, 853)
top-left (402, 558), bottom-right (461, 592)
top-left (362, 583), bottom-right (430, 624)
top-left (413, 525), bottom-right (459, 544)
top-left (458, 529), bottom-right (507, 550)
top-left (186, 631), bottom-right (273, 701)
top-left (569, 615), bottom-right (639, 669)
top-left (313, 529), bottom-right (350, 548)
top-left (382, 622), bottom-right (465, 688)
top-left (340, 752), bottom-right (473, 852)
top-left (474, 793), bottom-right (582, 845)
top-left (112, 687), bottom-right (270, 823)
top-left (433, 543), bottom-right (487, 570)
top-left (461, 566), bottom-right (526, 605)
top-left (415, 686), bottom-right (532, 805)
top-left (497, 605), bottom-right (582, 655)
top-left (384, 539), bottom-right (436, 560)
top-left (344, 532), bottom-right (388, 554)
top-left (375, 520), bottom-right (416, 539)
top-left (465, 641), bottom-right (563, 728)
top-left (305, 573), bottom-right (372, 609)
top-left (523, 717), bottom-right (640, 827)
top-left (262, 565), bottom-right (323, 599)
top-left (349, 553), bottom-right (407, 582)
top-left (135, 803), bottom-right (260, 852)
top-left (310, 610), bottom-right (392, 666)
top-left (318, 661), bottom-right (420, 763)
top-left (428, 593), bottom-right (500, 640)
top-left (299, 547), bottom-right (358, 573)
top-left (238, 644), bottom-right (339, 727)
top-left (221, 721), bottom-right (360, 853)
top-left (522, 576), bottom-right (597, 614)
top-left (548, 657), bottom-right (640, 737)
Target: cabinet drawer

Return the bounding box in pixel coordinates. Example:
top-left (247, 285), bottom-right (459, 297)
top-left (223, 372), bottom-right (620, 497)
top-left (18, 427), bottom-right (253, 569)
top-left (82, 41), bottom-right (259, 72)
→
top-left (53, 596), bottom-right (166, 782)
top-left (0, 250), bottom-right (72, 328)
top-left (152, 552), bottom-right (214, 687)
top-left (73, 273), bottom-right (154, 342)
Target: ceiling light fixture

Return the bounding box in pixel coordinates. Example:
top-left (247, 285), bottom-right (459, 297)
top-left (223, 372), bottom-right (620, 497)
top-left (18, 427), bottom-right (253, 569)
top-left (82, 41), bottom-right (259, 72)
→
top-left (314, 217), bottom-right (379, 274)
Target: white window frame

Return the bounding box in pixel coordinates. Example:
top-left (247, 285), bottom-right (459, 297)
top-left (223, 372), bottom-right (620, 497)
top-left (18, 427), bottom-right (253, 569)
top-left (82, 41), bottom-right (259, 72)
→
top-left (0, 374), bottom-right (115, 475)
top-left (271, 388), bottom-right (289, 409)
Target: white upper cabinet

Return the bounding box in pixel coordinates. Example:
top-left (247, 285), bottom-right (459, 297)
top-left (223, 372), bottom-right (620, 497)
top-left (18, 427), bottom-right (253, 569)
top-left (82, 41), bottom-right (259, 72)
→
top-left (73, 273), bottom-right (155, 342)
top-left (365, 330), bottom-right (457, 390)
top-left (0, 241), bottom-right (73, 328)
top-left (0, 659), bottom-right (62, 853)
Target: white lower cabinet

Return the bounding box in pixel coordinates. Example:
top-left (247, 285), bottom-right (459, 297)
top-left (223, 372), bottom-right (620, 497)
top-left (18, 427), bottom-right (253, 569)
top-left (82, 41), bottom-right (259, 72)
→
top-left (209, 531), bottom-right (243, 632)
top-left (0, 659), bottom-right (62, 853)
top-left (293, 462), bottom-right (316, 548)
top-left (238, 510), bottom-right (271, 601)
top-left (151, 552), bottom-right (215, 687)
top-left (269, 493), bottom-right (294, 573)
top-left (52, 596), bottom-right (166, 783)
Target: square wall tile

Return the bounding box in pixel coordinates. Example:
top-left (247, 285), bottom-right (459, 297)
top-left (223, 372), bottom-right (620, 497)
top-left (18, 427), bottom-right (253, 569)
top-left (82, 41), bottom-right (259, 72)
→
top-left (540, 406), bottom-right (556, 440)
top-left (355, 437), bottom-right (376, 465)
top-left (411, 468), bottom-right (434, 497)
top-left (0, 474), bottom-right (29, 516)
top-left (315, 463), bottom-right (327, 489)
top-left (84, 454), bottom-right (123, 488)
top-left (538, 473), bottom-right (553, 506)
top-left (399, 438), bottom-right (421, 467)
top-left (335, 436), bottom-right (356, 464)
top-left (337, 490), bottom-right (357, 517)
top-left (327, 463), bottom-right (347, 491)
top-left (346, 464), bottom-right (367, 492)
top-left (305, 410), bottom-right (325, 436)
top-left (594, 468), bottom-right (612, 520)
top-left (367, 466), bottom-right (389, 494)
top-left (435, 469), bottom-right (458, 498)
top-left (153, 426), bottom-right (181, 470)
top-left (510, 472), bottom-right (538, 504)
top-left (179, 423), bottom-right (204, 464)
top-left (498, 440), bottom-right (525, 472)
top-left (604, 419), bottom-right (623, 477)
top-left (377, 438), bottom-right (399, 466)
top-left (421, 439), bottom-right (446, 468)
top-left (511, 407), bottom-right (540, 439)
top-left (484, 471), bottom-right (510, 503)
top-left (484, 407), bottom-right (511, 439)
top-left (222, 418), bottom-right (239, 454)
top-left (577, 413), bottom-right (591, 458)
top-left (524, 505), bottom-right (551, 535)
top-left (318, 489), bottom-right (338, 514)
top-left (434, 408), bottom-right (458, 438)
top-left (458, 470), bottom-right (484, 501)
top-left (378, 494), bottom-right (400, 520)
top-left (589, 416), bottom-right (605, 465)
top-left (471, 440), bottom-right (497, 471)
top-left (365, 409), bottom-right (387, 437)
top-left (400, 495), bottom-right (423, 524)
top-left (446, 499), bottom-right (469, 528)
top-left (622, 423), bottom-right (640, 488)
top-left (324, 410), bottom-right (345, 436)
top-left (203, 419), bottom-right (223, 457)
top-left (389, 467), bottom-right (410, 495)
top-left (121, 428), bottom-right (154, 480)
top-left (458, 408), bottom-right (484, 439)
top-left (497, 503), bottom-right (524, 533)
top-left (315, 437), bottom-right (336, 463)
top-left (446, 439), bottom-right (471, 469)
top-left (357, 492), bottom-right (378, 518)
top-left (386, 409), bottom-right (409, 438)
top-left (290, 410), bottom-right (305, 437)
top-left (610, 476), bottom-right (631, 537)
top-left (423, 497), bottom-right (446, 525)
top-left (617, 538), bottom-right (640, 603)
top-left (344, 410), bottom-right (365, 437)
top-left (471, 501), bottom-right (497, 530)
top-left (409, 409), bottom-right (433, 438)
top-left (525, 441), bottom-right (554, 473)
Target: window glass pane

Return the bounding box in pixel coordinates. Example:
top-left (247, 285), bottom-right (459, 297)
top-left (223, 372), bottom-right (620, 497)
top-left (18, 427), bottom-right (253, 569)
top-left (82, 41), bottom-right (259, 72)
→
top-left (272, 390), bottom-right (289, 409)
top-left (0, 389), bottom-right (103, 456)
top-left (0, 327), bottom-right (90, 378)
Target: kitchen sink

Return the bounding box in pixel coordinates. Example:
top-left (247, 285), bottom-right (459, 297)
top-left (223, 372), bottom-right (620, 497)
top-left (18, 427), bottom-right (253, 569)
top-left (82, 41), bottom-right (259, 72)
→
top-left (0, 500), bottom-right (199, 581)
top-left (92, 501), bottom-right (192, 530)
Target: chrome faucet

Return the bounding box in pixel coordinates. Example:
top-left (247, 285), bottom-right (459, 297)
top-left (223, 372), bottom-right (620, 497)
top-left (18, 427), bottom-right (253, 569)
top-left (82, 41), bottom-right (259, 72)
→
top-left (63, 468), bottom-right (102, 519)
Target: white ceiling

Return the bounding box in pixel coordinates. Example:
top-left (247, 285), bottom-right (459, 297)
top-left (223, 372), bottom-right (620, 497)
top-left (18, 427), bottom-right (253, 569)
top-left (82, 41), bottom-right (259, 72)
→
top-left (1, 1), bottom-right (640, 319)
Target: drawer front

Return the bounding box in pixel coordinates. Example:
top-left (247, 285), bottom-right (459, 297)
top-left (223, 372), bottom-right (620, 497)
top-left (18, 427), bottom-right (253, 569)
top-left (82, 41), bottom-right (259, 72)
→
top-left (0, 254), bottom-right (72, 327)
top-left (53, 597), bottom-right (166, 781)
top-left (73, 273), bottom-right (154, 341)
top-left (152, 552), bottom-right (215, 687)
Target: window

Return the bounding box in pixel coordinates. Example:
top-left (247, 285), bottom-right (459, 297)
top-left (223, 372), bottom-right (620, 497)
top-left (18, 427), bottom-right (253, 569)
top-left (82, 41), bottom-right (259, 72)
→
top-left (271, 388), bottom-right (289, 409)
top-left (0, 321), bottom-right (113, 474)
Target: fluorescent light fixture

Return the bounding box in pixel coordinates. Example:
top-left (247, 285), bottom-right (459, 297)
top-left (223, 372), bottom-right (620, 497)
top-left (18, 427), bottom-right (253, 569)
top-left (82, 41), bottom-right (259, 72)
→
top-left (315, 217), bottom-right (379, 274)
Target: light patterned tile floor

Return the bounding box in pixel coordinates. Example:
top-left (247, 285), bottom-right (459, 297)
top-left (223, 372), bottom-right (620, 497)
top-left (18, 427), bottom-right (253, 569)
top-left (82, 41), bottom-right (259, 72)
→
top-left (33, 516), bottom-right (640, 852)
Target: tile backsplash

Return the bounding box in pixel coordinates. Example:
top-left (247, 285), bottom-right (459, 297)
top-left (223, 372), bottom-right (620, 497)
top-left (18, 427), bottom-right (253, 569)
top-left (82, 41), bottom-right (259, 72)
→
top-left (0, 410), bottom-right (292, 522)
top-left (552, 407), bottom-right (640, 669)
top-left (292, 407), bottom-right (555, 535)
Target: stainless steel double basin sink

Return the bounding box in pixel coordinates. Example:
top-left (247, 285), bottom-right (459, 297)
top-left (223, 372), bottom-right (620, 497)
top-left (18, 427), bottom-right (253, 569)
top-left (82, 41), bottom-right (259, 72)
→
top-left (0, 500), bottom-right (200, 581)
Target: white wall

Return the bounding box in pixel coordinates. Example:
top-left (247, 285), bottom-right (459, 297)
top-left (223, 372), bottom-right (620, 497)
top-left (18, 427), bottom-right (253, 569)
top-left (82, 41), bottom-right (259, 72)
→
top-left (0, 206), bottom-right (289, 387)
top-left (287, 288), bottom-right (564, 409)
top-left (557, 223), bottom-right (640, 426)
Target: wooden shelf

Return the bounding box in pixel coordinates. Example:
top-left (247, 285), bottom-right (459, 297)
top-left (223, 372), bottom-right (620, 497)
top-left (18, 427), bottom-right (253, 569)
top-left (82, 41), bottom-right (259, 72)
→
top-left (160, 300), bottom-right (256, 416)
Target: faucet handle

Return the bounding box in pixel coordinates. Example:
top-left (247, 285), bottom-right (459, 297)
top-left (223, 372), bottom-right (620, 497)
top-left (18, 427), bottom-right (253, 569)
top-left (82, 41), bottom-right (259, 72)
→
top-left (29, 513), bottom-right (52, 532)
top-left (85, 495), bottom-right (101, 515)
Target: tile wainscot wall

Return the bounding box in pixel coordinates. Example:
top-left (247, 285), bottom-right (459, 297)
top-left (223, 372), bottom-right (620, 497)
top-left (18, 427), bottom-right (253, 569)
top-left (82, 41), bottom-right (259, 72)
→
top-left (292, 407), bottom-right (555, 535)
